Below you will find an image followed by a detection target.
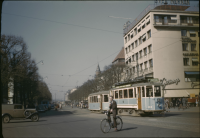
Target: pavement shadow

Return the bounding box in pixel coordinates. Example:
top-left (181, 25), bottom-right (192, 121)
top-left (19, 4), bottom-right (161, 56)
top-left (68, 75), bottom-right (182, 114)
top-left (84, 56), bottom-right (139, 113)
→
top-left (151, 113), bottom-right (181, 117)
top-left (39, 110), bottom-right (73, 118)
top-left (121, 127), bottom-right (137, 131)
top-left (4, 120), bottom-right (87, 129)
top-left (8, 120), bottom-right (47, 124)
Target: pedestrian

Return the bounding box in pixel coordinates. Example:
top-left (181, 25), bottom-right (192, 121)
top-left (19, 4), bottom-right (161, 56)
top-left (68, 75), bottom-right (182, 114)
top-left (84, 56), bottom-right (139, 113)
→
top-left (196, 99), bottom-right (199, 107)
top-left (172, 98), bottom-right (176, 109)
top-left (179, 98), bottom-right (183, 110)
top-left (177, 98), bottom-right (180, 109)
top-left (182, 97), bottom-right (186, 109)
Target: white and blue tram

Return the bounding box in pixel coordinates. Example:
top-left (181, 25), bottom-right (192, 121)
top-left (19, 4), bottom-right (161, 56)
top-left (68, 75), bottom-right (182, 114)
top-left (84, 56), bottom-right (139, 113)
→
top-left (110, 82), bottom-right (164, 116)
top-left (88, 82), bottom-right (165, 116)
top-left (88, 91), bottom-right (110, 111)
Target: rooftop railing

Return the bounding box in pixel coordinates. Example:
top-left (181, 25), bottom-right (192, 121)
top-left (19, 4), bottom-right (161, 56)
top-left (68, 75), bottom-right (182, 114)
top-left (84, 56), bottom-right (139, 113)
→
top-left (123, 4), bottom-right (199, 35)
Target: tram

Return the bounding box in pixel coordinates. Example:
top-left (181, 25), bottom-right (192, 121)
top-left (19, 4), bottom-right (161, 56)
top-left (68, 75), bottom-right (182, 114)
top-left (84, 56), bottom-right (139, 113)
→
top-left (88, 81), bottom-right (165, 116)
top-left (110, 82), bottom-right (165, 116)
top-left (88, 91), bottom-right (110, 111)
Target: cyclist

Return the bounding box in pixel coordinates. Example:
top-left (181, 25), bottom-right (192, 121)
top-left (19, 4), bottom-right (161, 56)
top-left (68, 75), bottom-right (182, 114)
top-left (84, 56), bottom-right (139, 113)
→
top-left (107, 96), bottom-right (118, 131)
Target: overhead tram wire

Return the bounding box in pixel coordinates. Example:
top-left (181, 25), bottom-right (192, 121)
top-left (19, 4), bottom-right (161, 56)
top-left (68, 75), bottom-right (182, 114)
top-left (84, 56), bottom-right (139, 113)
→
top-left (47, 39), bottom-right (182, 89)
top-left (3, 12), bottom-right (122, 35)
top-left (4, 12), bottom-right (184, 39)
top-left (61, 49), bottom-right (122, 86)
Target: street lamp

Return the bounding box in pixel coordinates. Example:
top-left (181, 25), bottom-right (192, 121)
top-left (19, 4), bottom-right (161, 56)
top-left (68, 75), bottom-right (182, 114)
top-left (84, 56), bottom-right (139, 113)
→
top-left (36, 60), bottom-right (44, 65)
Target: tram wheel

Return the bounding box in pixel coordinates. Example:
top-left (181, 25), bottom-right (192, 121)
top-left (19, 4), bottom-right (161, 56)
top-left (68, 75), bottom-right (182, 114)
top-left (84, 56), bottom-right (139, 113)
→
top-left (118, 109), bottom-right (123, 114)
top-left (128, 109), bottom-right (133, 114)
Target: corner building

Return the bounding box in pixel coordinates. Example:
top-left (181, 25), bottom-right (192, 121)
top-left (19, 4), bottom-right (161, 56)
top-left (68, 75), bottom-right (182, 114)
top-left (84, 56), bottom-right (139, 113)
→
top-left (123, 4), bottom-right (199, 98)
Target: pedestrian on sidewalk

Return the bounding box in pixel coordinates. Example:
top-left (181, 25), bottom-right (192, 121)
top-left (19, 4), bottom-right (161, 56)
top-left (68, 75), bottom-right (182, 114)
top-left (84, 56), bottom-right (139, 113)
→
top-left (172, 98), bottom-right (176, 109)
top-left (182, 97), bottom-right (186, 109)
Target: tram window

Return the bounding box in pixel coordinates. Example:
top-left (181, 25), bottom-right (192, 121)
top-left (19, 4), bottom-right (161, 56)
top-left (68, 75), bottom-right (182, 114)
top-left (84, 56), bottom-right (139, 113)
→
top-left (154, 86), bottom-right (161, 97)
top-left (129, 89), bottom-right (133, 98)
top-left (134, 88), bottom-right (137, 98)
top-left (115, 91), bottom-right (118, 99)
top-left (119, 90), bottom-right (123, 99)
top-left (92, 97), bottom-right (94, 103)
top-left (94, 96), bottom-right (97, 102)
top-left (146, 86), bottom-right (153, 97)
top-left (142, 87), bottom-right (145, 97)
top-left (124, 90), bottom-right (128, 98)
top-left (104, 95), bottom-right (108, 102)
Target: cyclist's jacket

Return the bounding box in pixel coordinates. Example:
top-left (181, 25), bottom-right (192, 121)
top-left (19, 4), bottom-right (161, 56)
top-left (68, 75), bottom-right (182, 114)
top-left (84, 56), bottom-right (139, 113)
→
top-left (109, 100), bottom-right (117, 114)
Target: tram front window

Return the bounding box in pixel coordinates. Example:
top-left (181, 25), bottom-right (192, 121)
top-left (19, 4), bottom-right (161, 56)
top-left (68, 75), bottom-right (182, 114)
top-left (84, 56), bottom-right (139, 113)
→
top-left (124, 90), bottom-right (128, 98)
top-left (119, 90), bottom-right (123, 98)
top-left (154, 86), bottom-right (161, 97)
top-left (129, 89), bottom-right (133, 98)
top-left (142, 87), bottom-right (145, 97)
top-left (115, 91), bottom-right (118, 99)
top-left (104, 95), bottom-right (108, 102)
top-left (146, 86), bottom-right (153, 97)
top-left (134, 88), bottom-right (137, 98)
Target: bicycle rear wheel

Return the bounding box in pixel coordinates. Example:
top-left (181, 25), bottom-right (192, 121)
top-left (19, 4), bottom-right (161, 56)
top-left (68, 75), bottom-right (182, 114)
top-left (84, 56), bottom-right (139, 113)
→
top-left (100, 119), bottom-right (111, 133)
top-left (116, 117), bottom-right (123, 131)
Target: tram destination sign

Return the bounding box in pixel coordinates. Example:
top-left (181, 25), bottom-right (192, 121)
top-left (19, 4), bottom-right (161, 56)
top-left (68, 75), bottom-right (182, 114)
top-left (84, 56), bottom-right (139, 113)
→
top-left (115, 84), bottom-right (131, 89)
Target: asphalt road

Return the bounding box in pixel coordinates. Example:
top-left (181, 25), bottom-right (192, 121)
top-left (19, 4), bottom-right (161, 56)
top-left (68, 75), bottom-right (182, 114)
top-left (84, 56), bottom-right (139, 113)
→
top-left (2, 106), bottom-right (200, 137)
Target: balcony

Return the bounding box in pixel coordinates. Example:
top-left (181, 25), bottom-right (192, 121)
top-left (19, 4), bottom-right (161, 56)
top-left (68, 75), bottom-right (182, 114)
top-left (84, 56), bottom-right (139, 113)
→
top-left (153, 19), bottom-right (199, 28)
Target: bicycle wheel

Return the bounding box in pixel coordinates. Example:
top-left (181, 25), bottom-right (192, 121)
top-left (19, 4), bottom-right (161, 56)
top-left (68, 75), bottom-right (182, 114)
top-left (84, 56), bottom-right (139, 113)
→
top-left (116, 117), bottom-right (123, 131)
top-left (100, 119), bottom-right (111, 133)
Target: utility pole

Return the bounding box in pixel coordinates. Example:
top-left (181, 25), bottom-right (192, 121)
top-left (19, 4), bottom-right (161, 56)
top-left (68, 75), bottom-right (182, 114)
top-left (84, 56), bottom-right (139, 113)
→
top-left (55, 93), bottom-right (56, 103)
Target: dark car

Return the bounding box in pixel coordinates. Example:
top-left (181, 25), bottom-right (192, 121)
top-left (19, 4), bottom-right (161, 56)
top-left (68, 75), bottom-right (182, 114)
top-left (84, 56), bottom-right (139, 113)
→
top-left (36, 105), bottom-right (46, 113)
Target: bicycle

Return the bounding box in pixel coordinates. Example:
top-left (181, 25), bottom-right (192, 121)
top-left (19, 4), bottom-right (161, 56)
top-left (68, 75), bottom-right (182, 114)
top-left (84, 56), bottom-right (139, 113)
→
top-left (100, 111), bottom-right (123, 133)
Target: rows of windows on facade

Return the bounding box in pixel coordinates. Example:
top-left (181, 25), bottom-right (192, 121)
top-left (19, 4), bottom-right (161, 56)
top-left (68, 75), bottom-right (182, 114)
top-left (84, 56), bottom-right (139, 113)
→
top-left (154, 15), bottom-right (199, 25)
top-left (181, 29), bottom-right (199, 67)
top-left (124, 16), bottom-right (151, 45)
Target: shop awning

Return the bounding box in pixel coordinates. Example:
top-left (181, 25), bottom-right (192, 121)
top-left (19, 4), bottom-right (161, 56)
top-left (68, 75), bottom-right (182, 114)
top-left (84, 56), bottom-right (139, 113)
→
top-left (185, 89), bottom-right (199, 95)
top-left (164, 90), bottom-right (189, 97)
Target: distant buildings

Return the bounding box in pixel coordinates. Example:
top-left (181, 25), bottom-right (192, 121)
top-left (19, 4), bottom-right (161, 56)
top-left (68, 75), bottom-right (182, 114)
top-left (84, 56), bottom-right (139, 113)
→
top-left (123, 4), bottom-right (199, 98)
top-left (64, 88), bottom-right (77, 102)
top-left (112, 47), bottom-right (125, 64)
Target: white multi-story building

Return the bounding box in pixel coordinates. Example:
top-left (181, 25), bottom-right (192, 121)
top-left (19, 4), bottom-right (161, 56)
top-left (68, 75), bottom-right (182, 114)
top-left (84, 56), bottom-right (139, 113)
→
top-left (123, 4), bottom-right (199, 98)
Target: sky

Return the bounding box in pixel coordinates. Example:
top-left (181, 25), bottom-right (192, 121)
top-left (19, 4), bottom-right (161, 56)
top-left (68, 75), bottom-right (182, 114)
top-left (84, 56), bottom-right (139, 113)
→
top-left (2, 1), bottom-right (198, 100)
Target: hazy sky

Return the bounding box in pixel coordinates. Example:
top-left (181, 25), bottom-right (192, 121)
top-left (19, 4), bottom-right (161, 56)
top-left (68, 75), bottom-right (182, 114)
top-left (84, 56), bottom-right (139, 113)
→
top-left (2, 1), bottom-right (198, 100)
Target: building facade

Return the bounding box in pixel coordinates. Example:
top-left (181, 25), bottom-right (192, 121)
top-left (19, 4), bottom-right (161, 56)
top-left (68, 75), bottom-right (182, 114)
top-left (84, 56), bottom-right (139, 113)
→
top-left (123, 4), bottom-right (199, 98)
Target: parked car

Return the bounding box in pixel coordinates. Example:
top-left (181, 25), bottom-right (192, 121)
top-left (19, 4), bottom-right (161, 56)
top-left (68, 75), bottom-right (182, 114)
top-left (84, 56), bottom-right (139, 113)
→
top-left (2, 104), bottom-right (39, 123)
top-left (40, 104), bottom-right (48, 111)
top-left (36, 105), bottom-right (45, 113)
top-left (51, 104), bottom-right (55, 109)
top-left (41, 101), bottom-right (51, 110)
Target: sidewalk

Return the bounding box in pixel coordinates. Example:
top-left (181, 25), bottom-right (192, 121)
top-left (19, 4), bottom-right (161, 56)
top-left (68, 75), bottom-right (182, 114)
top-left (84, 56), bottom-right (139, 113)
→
top-left (166, 106), bottom-right (199, 112)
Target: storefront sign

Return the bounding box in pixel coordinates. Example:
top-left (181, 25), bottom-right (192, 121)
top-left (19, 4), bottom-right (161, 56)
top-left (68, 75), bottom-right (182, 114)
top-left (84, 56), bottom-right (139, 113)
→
top-left (190, 94), bottom-right (195, 98)
top-left (191, 82), bottom-right (200, 88)
top-left (183, 53), bottom-right (198, 56)
top-left (160, 78), bottom-right (180, 88)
